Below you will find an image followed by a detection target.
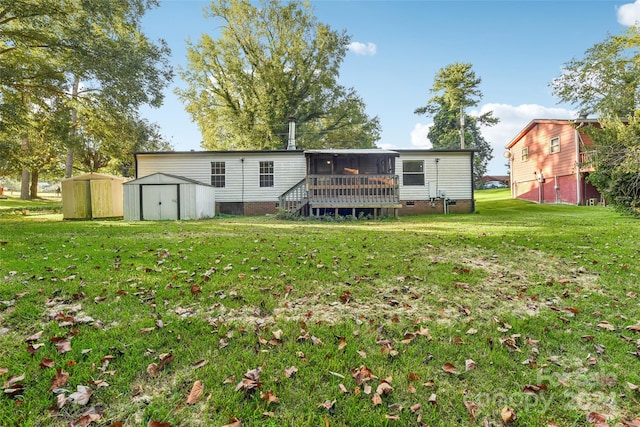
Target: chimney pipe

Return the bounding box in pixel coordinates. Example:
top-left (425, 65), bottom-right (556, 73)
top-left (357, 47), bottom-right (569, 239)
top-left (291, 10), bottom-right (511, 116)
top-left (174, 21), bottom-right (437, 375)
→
top-left (287, 117), bottom-right (297, 150)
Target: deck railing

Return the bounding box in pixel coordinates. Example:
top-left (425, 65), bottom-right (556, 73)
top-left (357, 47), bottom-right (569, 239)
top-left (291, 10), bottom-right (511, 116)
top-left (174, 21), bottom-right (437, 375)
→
top-left (579, 150), bottom-right (596, 170)
top-left (307, 174), bottom-right (399, 205)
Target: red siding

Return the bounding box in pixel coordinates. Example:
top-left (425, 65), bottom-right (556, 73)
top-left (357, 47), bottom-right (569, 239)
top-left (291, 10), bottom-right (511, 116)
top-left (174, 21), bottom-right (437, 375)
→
top-left (508, 120), bottom-right (602, 205)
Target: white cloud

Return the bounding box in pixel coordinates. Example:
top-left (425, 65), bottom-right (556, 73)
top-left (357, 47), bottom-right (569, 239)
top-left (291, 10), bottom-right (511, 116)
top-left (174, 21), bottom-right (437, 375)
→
top-left (617, 0), bottom-right (640, 26)
top-left (472, 103), bottom-right (575, 175)
top-left (409, 123), bottom-right (432, 148)
top-left (347, 41), bottom-right (377, 56)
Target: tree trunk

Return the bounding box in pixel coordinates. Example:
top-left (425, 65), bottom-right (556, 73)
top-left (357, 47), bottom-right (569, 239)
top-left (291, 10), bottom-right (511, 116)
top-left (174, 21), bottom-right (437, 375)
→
top-left (65, 76), bottom-right (81, 178)
top-left (20, 134), bottom-right (30, 200)
top-left (30, 169), bottom-right (39, 199)
top-left (20, 169), bottom-right (30, 200)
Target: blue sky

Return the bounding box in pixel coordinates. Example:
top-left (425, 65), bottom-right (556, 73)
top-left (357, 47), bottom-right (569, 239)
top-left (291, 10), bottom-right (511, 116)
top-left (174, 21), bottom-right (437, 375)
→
top-left (140, 0), bottom-right (640, 175)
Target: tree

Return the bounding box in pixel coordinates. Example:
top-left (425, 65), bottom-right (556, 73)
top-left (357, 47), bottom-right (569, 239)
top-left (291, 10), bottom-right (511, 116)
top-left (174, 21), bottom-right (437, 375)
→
top-left (73, 106), bottom-right (171, 177)
top-left (0, 93), bottom-right (69, 197)
top-left (551, 26), bottom-right (640, 212)
top-left (178, 0), bottom-right (380, 150)
top-left (414, 62), bottom-right (497, 184)
top-left (0, 0), bottom-right (173, 198)
top-left (551, 26), bottom-right (640, 118)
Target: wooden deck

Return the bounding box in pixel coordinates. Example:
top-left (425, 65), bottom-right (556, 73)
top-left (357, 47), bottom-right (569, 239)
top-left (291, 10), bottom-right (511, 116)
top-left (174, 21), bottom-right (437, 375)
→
top-left (279, 174), bottom-right (401, 217)
top-left (307, 174), bottom-right (400, 206)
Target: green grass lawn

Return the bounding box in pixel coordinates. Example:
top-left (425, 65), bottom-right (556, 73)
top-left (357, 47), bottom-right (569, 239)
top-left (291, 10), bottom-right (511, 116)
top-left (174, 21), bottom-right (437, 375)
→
top-left (1, 190), bottom-right (639, 426)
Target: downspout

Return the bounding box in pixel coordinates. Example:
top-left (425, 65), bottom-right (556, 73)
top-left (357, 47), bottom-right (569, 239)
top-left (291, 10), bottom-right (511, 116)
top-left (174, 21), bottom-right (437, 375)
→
top-left (575, 127), bottom-right (582, 205)
top-left (470, 151), bottom-right (475, 213)
top-left (434, 158), bottom-right (439, 198)
top-left (504, 149), bottom-right (513, 199)
top-left (241, 158), bottom-right (245, 213)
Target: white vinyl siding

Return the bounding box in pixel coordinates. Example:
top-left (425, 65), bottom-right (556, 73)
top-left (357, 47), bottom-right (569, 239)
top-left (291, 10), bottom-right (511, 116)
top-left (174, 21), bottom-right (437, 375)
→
top-left (136, 152), bottom-right (306, 203)
top-left (397, 151), bottom-right (473, 201)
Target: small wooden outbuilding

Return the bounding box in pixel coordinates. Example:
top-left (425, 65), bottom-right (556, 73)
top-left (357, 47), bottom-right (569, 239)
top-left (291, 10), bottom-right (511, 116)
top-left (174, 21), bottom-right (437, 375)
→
top-left (61, 173), bottom-right (126, 219)
top-left (123, 172), bottom-right (215, 221)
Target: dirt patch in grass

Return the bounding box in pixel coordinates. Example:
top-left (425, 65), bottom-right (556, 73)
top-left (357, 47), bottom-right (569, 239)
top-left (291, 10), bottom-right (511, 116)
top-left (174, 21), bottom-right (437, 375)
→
top-left (188, 244), bottom-right (603, 329)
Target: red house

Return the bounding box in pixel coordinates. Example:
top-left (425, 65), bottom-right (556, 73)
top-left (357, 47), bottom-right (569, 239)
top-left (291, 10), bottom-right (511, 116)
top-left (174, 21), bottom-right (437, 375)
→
top-left (505, 119), bottom-right (602, 205)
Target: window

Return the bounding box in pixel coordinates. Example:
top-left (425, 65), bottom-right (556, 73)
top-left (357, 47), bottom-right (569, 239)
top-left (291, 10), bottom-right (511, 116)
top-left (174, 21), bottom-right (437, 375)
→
top-left (550, 137), bottom-right (560, 154)
top-left (521, 147), bottom-right (529, 162)
top-left (402, 160), bottom-right (424, 186)
top-left (210, 161), bottom-right (225, 187)
top-left (259, 161), bottom-right (274, 187)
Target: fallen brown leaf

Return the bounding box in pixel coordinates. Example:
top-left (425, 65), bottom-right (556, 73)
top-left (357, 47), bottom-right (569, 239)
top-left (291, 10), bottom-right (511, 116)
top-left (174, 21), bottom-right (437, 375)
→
top-left (186, 381), bottom-right (203, 405)
top-left (25, 331), bottom-right (43, 343)
top-left (192, 359), bottom-right (207, 370)
top-left (221, 418), bottom-right (241, 427)
top-left (597, 321), bottom-right (615, 331)
top-left (587, 412), bottom-right (608, 424)
top-left (371, 393), bottom-right (382, 406)
top-left (3, 373), bottom-right (25, 389)
top-left (352, 365), bottom-right (376, 385)
top-left (464, 400), bottom-right (478, 421)
top-left (69, 408), bottom-right (101, 427)
top-left (317, 400), bottom-right (335, 410)
top-left (501, 406), bottom-right (516, 423)
top-left (428, 393), bottom-right (437, 405)
top-left (523, 384), bottom-right (547, 394)
top-left (67, 385), bottom-right (92, 405)
top-left (626, 324), bottom-right (640, 333)
top-left (147, 363), bottom-right (159, 378)
top-left (442, 363), bottom-right (458, 374)
top-left (260, 390), bottom-right (280, 404)
top-left (54, 338), bottom-right (72, 354)
top-left (40, 358), bottom-right (55, 369)
top-left (376, 382), bottom-right (394, 395)
top-left (50, 368), bottom-right (69, 391)
top-left (284, 366), bottom-right (298, 378)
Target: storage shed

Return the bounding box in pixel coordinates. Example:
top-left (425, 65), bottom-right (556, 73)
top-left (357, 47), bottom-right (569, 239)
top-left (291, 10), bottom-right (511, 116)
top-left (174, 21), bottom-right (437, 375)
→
top-left (61, 173), bottom-right (125, 219)
top-left (123, 173), bottom-right (215, 221)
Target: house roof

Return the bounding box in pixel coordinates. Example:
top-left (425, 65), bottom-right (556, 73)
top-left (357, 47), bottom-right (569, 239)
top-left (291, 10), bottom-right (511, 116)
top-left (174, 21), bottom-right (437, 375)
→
top-left (134, 149), bottom-right (303, 155)
top-left (505, 118), bottom-right (601, 149)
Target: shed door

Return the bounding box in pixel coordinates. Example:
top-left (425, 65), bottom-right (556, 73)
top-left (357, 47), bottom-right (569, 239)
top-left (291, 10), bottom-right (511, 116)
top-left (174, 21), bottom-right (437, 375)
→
top-left (73, 181), bottom-right (91, 219)
top-left (90, 180), bottom-right (113, 218)
top-left (141, 185), bottom-right (179, 220)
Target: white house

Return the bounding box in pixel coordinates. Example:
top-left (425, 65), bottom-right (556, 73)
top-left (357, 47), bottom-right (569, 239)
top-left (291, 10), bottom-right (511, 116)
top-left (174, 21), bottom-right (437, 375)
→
top-left (132, 148), bottom-right (476, 217)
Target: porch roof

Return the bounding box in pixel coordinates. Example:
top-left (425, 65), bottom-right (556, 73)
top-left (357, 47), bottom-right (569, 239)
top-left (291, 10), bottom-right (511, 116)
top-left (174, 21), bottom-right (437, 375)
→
top-left (304, 149), bottom-right (399, 156)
